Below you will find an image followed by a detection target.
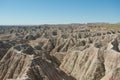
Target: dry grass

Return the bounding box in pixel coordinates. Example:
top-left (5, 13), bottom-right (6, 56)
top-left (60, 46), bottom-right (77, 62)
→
top-left (88, 24), bottom-right (120, 31)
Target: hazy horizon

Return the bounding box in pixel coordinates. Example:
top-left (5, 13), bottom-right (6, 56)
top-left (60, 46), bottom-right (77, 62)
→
top-left (0, 0), bottom-right (120, 25)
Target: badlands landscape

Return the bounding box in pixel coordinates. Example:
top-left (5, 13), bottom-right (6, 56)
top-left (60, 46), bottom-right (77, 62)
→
top-left (0, 23), bottom-right (120, 80)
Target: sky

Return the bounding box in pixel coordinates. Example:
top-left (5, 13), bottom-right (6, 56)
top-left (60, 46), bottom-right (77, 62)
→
top-left (0, 0), bottom-right (120, 25)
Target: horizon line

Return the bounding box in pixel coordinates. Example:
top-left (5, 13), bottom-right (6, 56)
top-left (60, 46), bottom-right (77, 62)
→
top-left (0, 22), bottom-right (120, 26)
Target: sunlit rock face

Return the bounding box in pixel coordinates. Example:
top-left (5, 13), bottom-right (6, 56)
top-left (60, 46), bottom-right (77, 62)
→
top-left (0, 24), bottom-right (120, 80)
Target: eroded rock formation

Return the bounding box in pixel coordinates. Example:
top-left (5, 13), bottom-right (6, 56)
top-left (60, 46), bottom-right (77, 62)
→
top-left (0, 24), bottom-right (120, 80)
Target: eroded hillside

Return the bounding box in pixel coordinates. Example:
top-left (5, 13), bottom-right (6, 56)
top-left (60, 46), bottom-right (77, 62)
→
top-left (0, 24), bottom-right (120, 80)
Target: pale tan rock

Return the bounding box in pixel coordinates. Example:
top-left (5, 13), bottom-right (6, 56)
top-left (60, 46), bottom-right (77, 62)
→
top-left (1, 24), bottom-right (120, 80)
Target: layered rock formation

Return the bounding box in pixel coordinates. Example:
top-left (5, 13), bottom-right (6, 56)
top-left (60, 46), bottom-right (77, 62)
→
top-left (0, 24), bottom-right (120, 80)
top-left (0, 44), bottom-right (75, 80)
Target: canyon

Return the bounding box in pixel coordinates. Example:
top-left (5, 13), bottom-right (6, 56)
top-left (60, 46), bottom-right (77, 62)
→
top-left (0, 24), bottom-right (120, 80)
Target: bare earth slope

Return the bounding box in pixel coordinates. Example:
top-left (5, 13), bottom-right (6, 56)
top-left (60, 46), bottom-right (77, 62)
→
top-left (0, 24), bottom-right (120, 80)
